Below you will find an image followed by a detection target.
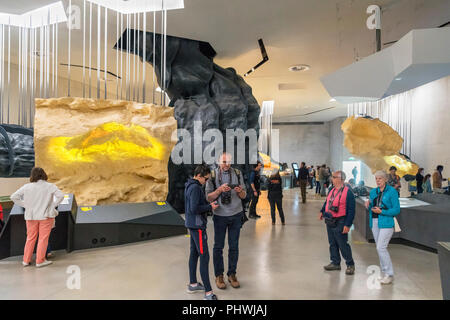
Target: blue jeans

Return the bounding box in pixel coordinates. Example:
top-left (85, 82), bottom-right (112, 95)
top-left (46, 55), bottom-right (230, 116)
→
top-left (189, 228), bottom-right (212, 292)
top-left (213, 212), bottom-right (242, 277)
top-left (326, 218), bottom-right (354, 266)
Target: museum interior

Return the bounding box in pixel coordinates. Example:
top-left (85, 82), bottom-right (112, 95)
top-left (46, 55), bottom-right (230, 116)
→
top-left (0, 0), bottom-right (449, 301)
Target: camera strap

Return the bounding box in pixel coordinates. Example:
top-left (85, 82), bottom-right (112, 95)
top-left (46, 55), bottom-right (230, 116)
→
top-left (375, 188), bottom-right (384, 207)
top-left (328, 187), bottom-right (344, 208)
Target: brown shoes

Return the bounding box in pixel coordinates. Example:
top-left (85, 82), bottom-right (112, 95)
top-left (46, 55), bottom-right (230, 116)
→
top-left (228, 274), bottom-right (240, 288)
top-left (215, 275), bottom-right (227, 290)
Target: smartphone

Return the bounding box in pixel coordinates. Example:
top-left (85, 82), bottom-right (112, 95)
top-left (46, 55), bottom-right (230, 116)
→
top-left (228, 184), bottom-right (239, 189)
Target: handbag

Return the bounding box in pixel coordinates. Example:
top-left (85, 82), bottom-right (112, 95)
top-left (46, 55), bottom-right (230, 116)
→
top-left (393, 217), bottom-right (401, 233)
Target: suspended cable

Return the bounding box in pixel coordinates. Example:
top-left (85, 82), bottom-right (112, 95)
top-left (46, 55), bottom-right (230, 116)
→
top-left (142, 12), bottom-right (146, 103)
top-left (152, 11), bottom-right (155, 104)
top-left (68, 0), bottom-right (72, 97)
top-left (83, 0), bottom-right (86, 98)
top-left (104, 6), bottom-right (108, 99)
top-left (89, 1), bottom-right (92, 98)
top-left (97, 4), bottom-right (101, 99)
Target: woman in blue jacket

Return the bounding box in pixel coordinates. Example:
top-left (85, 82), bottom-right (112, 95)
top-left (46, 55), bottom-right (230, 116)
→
top-left (185, 165), bottom-right (219, 300)
top-left (365, 170), bottom-right (400, 285)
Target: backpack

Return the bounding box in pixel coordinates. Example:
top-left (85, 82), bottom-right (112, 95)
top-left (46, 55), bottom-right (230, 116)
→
top-left (210, 168), bottom-right (249, 226)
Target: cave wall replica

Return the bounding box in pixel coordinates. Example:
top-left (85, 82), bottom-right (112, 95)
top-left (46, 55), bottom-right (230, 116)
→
top-left (34, 97), bottom-right (177, 206)
top-left (341, 116), bottom-right (418, 177)
top-left (116, 30), bottom-right (261, 213)
top-left (0, 124), bottom-right (35, 178)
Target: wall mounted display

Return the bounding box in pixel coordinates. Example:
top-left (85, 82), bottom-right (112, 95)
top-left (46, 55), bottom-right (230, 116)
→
top-left (34, 97), bottom-right (177, 206)
top-left (341, 116), bottom-right (418, 177)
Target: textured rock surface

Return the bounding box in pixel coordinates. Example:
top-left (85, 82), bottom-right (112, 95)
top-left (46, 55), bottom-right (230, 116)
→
top-left (342, 116), bottom-right (418, 177)
top-left (0, 124), bottom-right (35, 178)
top-left (117, 31), bottom-right (261, 213)
top-left (34, 97), bottom-right (177, 206)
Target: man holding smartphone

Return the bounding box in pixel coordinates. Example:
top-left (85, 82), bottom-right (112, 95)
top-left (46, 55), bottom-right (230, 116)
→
top-left (206, 152), bottom-right (247, 290)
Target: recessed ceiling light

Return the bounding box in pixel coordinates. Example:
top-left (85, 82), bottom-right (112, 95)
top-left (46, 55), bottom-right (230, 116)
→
top-left (329, 98), bottom-right (336, 102)
top-left (395, 77), bottom-right (402, 81)
top-left (288, 64), bottom-right (310, 72)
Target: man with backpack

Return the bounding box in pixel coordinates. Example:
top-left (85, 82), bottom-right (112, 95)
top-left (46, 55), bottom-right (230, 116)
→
top-left (206, 152), bottom-right (247, 290)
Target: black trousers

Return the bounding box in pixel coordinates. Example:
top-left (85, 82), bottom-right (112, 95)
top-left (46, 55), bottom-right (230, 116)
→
top-left (269, 197), bottom-right (285, 223)
top-left (249, 192), bottom-right (260, 216)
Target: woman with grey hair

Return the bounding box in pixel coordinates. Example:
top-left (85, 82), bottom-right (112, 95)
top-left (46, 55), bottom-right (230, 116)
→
top-left (365, 170), bottom-right (400, 284)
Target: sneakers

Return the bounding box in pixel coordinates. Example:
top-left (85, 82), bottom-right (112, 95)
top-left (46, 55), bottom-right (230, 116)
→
top-left (22, 261), bottom-right (30, 267)
top-left (228, 274), bottom-right (240, 288)
top-left (36, 260), bottom-right (53, 268)
top-left (323, 263), bottom-right (341, 271)
top-left (345, 265), bottom-right (355, 275)
top-left (380, 275), bottom-right (394, 285)
top-left (204, 293), bottom-right (218, 300)
top-left (187, 282), bottom-right (205, 294)
top-left (215, 275), bottom-right (227, 290)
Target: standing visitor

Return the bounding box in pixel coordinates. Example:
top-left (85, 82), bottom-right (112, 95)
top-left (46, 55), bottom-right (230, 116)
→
top-left (352, 166), bottom-right (358, 182)
top-left (416, 168), bottom-right (424, 194)
top-left (268, 170), bottom-right (285, 225)
top-left (365, 171), bottom-right (400, 285)
top-left (298, 162), bottom-right (309, 204)
top-left (319, 165), bottom-right (329, 197)
top-left (10, 167), bottom-right (64, 268)
top-left (184, 164), bottom-right (219, 300)
top-left (248, 161), bottom-right (263, 219)
top-left (319, 171), bottom-right (356, 275)
top-left (206, 152), bottom-right (246, 290)
top-left (432, 165), bottom-right (447, 191)
top-left (315, 166), bottom-right (321, 196)
top-left (387, 166), bottom-right (401, 195)
top-left (423, 174), bottom-right (432, 193)
top-left (309, 166), bottom-right (316, 189)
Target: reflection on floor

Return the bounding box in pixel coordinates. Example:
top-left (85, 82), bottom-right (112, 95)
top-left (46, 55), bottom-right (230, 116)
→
top-left (0, 189), bottom-right (442, 300)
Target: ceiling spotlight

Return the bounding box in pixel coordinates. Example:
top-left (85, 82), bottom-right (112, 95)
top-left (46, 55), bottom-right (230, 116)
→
top-left (395, 77), bottom-right (402, 81)
top-left (289, 64), bottom-right (310, 72)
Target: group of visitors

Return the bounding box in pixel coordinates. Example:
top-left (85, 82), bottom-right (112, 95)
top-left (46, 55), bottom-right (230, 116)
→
top-left (415, 165), bottom-right (447, 194)
top-left (319, 170), bottom-right (400, 285)
top-left (312, 164), bottom-right (332, 197)
top-left (10, 155), bottom-right (444, 300)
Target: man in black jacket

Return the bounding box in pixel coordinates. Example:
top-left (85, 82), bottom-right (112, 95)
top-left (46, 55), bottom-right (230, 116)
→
top-left (185, 165), bottom-right (219, 300)
top-left (249, 161), bottom-right (263, 219)
top-left (299, 162), bottom-right (309, 203)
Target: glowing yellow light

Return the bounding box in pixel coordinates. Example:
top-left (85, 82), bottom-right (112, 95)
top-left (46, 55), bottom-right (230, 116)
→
top-left (47, 122), bottom-right (167, 164)
top-left (81, 207), bottom-right (92, 211)
top-left (383, 154), bottom-right (419, 177)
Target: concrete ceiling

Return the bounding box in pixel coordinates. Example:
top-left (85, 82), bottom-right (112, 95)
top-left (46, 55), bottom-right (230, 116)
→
top-left (0, 0), bottom-right (60, 15)
top-left (3, 0), bottom-right (450, 122)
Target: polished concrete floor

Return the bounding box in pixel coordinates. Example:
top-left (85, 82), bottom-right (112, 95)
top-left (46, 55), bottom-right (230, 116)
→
top-left (0, 189), bottom-right (443, 300)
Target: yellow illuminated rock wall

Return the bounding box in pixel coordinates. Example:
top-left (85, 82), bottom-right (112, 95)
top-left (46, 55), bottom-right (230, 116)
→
top-left (34, 97), bottom-right (177, 206)
top-left (341, 116), bottom-right (418, 177)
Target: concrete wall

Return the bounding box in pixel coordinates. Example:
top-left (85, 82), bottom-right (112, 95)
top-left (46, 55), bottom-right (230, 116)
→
top-left (328, 117), bottom-right (351, 171)
top-left (272, 123), bottom-right (330, 167)
top-left (409, 76), bottom-right (450, 179)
